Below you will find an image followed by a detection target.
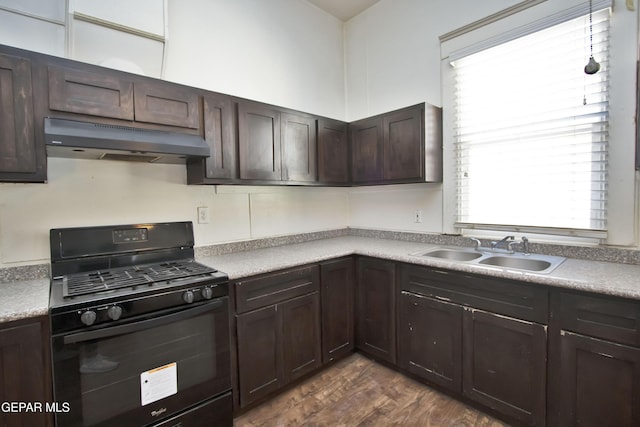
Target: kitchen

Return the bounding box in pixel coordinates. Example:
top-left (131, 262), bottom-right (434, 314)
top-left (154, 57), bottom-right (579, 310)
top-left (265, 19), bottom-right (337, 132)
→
top-left (1, 0), bottom-right (639, 426)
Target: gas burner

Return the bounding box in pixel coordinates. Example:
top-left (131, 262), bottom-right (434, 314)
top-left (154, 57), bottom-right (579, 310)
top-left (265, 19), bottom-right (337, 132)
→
top-left (63, 260), bottom-right (217, 298)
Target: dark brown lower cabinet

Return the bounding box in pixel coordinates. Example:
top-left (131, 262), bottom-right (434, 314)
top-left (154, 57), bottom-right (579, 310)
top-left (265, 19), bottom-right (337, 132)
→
top-left (320, 258), bottom-right (355, 363)
top-left (236, 304), bottom-right (282, 407)
top-left (281, 293), bottom-right (322, 382)
top-left (398, 291), bottom-right (546, 426)
top-left (548, 290), bottom-right (640, 426)
top-left (398, 263), bottom-right (548, 426)
top-left (552, 331), bottom-right (640, 427)
top-left (462, 308), bottom-right (547, 427)
top-left (0, 316), bottom-right (53, 427)
top-left (236, 292), bottom-right (321, 408)
top-left (356, 257), bottom-right (396, 364)
top-left (398, 291), bottom-right (462, 392)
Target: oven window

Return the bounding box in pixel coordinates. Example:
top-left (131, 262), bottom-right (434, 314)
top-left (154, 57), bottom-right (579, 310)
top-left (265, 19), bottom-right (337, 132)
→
top-left (52, 302), bottom-right (230, 427)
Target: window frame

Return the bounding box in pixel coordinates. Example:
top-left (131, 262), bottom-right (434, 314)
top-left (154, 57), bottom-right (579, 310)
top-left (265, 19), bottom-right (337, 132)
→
top-left (439, 0), bottom-right (637, 246)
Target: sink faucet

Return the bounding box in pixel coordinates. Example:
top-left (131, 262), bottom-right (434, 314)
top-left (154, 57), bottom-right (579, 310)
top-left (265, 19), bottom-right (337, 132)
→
top-left (491, 235), bottom-right (515, 251)
top-left (469, 238), bottom-right (482, 250)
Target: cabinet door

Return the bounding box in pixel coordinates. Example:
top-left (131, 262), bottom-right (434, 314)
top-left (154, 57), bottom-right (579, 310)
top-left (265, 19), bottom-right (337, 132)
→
top-left (133, 80), bottom-right (199, 129)
top-left (383, 105), bottom-right (423, 181)
top-left (398, 291), bottom-right (462, 393)
top-left (281, 113), bottom-right (316, 182)
top-left (238, 102), bottom-right (281, 181)
top-left (321, 258), bottom-right (355, 363)
top-left (281, 293), bottom-right (321, 382)
top-left (555, 331), bottom-right (640, 427)
top-left (350, 117), bottom-right (383, 183)
top-left (236, 305), bottom-right (283, 407)
top-left (187, 93), bottom-right (236, 182)
top-left (0, 319), bottom-right (52, 427)
top-left (356, 257), bottom-right (396, 364)
top-left (317, 119), bottom-right (349, 184)
top-left (462, 308), bottom-right (546, 427)
top-left (0, 53), bottom-right (37, 178)
top-left (48, 65), bottom-right (134, 120)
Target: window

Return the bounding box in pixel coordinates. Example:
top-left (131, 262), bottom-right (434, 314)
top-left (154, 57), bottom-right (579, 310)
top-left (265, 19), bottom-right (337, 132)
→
top-left (452, 8), bottom-right (610, 238)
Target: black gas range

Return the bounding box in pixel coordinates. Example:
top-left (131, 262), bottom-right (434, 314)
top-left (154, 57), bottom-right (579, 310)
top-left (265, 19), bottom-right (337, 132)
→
top-left (49, 222), bottom-right (232, 427)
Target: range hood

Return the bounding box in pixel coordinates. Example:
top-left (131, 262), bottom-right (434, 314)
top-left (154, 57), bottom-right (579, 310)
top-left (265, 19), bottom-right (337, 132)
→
top-left (44, 118), bottom-right (210, 164)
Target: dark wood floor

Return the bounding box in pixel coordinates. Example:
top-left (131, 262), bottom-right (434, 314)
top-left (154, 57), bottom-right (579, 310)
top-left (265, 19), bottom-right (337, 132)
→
top-left (234, 353), bottom-right (509, 426)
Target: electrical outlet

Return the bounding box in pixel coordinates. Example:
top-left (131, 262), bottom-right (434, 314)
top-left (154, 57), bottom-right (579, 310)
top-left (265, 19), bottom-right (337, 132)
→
top-left (414, 209), bottom-right (423, 223)
top-left (197, 206), bottom-right (210, 224)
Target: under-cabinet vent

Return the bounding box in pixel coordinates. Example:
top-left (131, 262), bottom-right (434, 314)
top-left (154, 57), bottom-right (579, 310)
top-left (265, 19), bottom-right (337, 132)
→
top-left (44, 117), bottom-right (209, 164)
top-left (99, 153), bottom-right (163, 163)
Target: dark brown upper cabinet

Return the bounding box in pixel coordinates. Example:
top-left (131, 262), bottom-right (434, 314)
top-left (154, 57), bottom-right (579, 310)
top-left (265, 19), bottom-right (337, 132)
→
top-left (238, 101), bottom-right (282, 181)
top-left (238, 101), bottom-right (319, 184)
top-left (281, 112), bottom-right (317, 182)
top-left (383, 106), bottom-right (423, 180)
top-left (317, 118), bottom-right (349, 185)
top-left (351, 103), bottom-right (442, 185)
top-left (47, 63), bottom-right (200, 132)
top-left (133, 80), bottom-right (199, 129)
top-left (351, 116), bottom-right (384, 183)
top-left (187, 93), bottom-right (237, 184)
top-left (48, 65), bottom-right (134, 121)
top-left (0, 50), bottom-right (45, 182)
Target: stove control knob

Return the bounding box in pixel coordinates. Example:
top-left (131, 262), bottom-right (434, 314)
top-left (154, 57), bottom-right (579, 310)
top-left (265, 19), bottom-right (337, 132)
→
top-left (183, 290), bottom-right (195, 304)
top-left (107, 305), bottom-right (123, 321)
top-left (80, 310), bottom-right (97, 326)
top-left (201, 287), bottom-right (213, 300)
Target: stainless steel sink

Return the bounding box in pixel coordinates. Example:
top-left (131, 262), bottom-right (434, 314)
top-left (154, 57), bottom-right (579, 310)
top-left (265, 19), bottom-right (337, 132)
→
top-left (480, 256), bottom-right (550, 271)
top-left (411, 246), bottom-right (565, 274)
top-left (418, 248), bottom-right (483, 261)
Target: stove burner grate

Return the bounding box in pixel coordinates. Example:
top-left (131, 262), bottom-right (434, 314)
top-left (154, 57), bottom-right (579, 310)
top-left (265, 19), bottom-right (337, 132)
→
top-left (63, 260), bottom-right (216, 298)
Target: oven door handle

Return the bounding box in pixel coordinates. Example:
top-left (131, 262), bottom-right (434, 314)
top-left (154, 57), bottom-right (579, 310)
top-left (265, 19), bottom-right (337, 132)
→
top-left (63, 300), bottom-right (224, 345)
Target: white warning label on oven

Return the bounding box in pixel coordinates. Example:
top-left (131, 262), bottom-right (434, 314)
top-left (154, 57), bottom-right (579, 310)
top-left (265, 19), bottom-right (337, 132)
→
top-left (140, 362), bottom-right (177, 406)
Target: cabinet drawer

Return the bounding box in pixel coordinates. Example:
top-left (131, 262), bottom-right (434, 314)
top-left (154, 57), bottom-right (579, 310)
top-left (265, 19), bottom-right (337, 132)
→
top-left (553, 291), bottom-right (640, 347)
top-left (235, 265), bottom-right (320, 314)
top-left (400, 264), bottom-right (548, 323)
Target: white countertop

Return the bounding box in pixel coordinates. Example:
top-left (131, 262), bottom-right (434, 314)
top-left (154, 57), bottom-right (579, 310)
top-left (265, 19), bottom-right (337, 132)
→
top-left (198, 236), bottom-right (640, 300)
top-left (0, 278), bottom-right (50, 323)
top-left (2, 236), bottom-right (640, 323)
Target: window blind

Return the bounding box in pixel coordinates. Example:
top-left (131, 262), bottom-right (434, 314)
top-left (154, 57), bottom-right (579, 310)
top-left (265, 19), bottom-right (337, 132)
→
top-left (453, 8), bottom-right (609, 237)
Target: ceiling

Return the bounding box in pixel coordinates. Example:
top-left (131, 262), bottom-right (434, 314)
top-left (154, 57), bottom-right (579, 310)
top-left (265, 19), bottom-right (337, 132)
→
top-left (306, 0), bottom-right (381, 21)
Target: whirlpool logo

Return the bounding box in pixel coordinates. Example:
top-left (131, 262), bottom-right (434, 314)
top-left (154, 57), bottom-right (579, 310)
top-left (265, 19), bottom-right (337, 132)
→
top-left (151, 407), bottom-right (167, 417)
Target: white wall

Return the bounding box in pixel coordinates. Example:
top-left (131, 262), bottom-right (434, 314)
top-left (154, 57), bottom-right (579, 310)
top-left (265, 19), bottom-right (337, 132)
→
top-left (0, 0), bottom-right (65, 56)
top-left (0, 0), bottom-right (349, 268)
top-left (163, 0), bottom-right (345, 120)
top-left (345, 0), bottom-right (639, 247)
top-left (0, 0), bottom-right (638, 268)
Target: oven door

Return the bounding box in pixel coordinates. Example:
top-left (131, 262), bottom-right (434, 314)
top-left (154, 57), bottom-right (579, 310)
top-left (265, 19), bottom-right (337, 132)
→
top-left (51, 297), bottom-right (231, 427)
